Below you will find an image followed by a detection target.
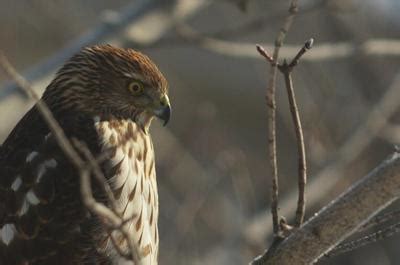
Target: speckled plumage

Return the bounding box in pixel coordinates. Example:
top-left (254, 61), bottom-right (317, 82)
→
top-left (0, 45), bottom-right (169, 265)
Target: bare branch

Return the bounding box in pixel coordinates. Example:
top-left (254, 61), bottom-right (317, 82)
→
top-left (283, 70), bottom-right (306, 228)
top-left (320, 209), bottom-right (400, 258)
top-left (245, 69), bottom-right (400, 246)
top-left (0, 51), bottom-right (82, 169)
top-left (0, 0), bottom-right (159, 100)
top-left (77, 142), bottom-right (141, 263)
top-left (260, 0), bottom-right (299, 236)
top-left (256, 45), bottom-right (274, 64)
top-left (324, 221), bottom-right (400, 259)
top-left (360, 209), bottom-right (400, 232)
top-left (288, 38), bottom-right (314, 68)
top-left (72, 139), bottom-right (120, 217)
top-left (0, 52), bottom-right (143, 264)
top-left (205, 0), bottom-right (325, 39)
top-left (277, 39), bottom-right (313, 227)
top-left (144, 36), bottom-right (400, 61)
top-left (252, 153), bottom-right (400, 264)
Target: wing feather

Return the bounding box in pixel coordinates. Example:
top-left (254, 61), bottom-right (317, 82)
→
top-left (0, 107), bottom-right (107, 265)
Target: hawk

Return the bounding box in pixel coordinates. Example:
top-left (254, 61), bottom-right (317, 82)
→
top-left (0, 45), bottom-right (170, 264)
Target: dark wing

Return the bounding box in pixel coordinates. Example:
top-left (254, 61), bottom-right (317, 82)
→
top-left (0, 106), bottom-right (107, 265)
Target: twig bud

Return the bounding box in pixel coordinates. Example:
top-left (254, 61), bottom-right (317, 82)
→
top-left (305, 38), bottom-right (314, 50)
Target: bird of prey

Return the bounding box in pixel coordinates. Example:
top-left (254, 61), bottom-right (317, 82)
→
top-left (0, 45), bottom-right (171, 265)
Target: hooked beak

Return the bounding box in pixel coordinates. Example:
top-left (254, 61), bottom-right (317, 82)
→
top-left (154, 95), bottom-right (171, 126)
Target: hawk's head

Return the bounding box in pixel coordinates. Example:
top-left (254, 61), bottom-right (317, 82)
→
top-left (45, 45), bottom-right (170, 128)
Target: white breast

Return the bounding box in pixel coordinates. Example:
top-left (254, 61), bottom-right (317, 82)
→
top-left (94, 117), bottom-right (159, 265)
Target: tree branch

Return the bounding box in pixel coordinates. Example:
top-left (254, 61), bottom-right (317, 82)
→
top-left (261, 0), bottom-right (299, 236)
top-left (252, 152), bottom-right (400, 264)
top-left (323, 221), bottom-right (400, 259)
top-left (245, 68), bottom-right (400, 246)
top-left (0, 0), bottom-right (159, 100)
top-left (146, 36), bottom-right (400, 61)
top-left (360, 209), bottom-right (400, 232)
top-left (0, 52), bottom-right (143, 264)
top-left (277, 39), bottom-right (313, 227)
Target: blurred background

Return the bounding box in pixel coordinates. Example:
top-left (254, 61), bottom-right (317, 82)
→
top-left (1, 0), bottom-right (400, 264)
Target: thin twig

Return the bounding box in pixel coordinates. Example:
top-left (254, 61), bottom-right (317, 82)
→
top-left (127, 0), bottom-right (325, 50)
top-left (0, 0), bottom-right (159, 100)
top-left (278, 39), bottom-right (313, 227)
top-left (289, 38), bottom-right (314, 68)
top-left (79, 163), bottom-right (141, 263)
top-left (108, 229), bottom-right (132, 259)
top-left (72, 139), bottom-right (120, 217)
top-left (267, 51), bottom-right (280, 235)
top-left (280, 67), bottom-right (306, 227)
top-left (256, 45), bottom-right (274, 64)
top-left (245, 68), bottom-right (400, 246)
top-left (198, 0), bottom-right (325, 40)
top-left (137, 34), bottom-right (400, 61)
top-left (0, 52), bottom-right (142, 264)
top-left (0, 51), bottom-right (82, 169)
top-left (258, 0), bottom-right (299, 236)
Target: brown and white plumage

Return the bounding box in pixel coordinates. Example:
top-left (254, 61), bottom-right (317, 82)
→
top-left (0, 45), bottom-right (170, 265)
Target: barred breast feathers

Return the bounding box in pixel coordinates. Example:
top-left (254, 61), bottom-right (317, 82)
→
top-left (93, 116), bottom-right (159, 264)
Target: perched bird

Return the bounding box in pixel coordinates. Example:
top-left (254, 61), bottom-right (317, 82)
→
top-left (0, 45), bottom-right (170, 264)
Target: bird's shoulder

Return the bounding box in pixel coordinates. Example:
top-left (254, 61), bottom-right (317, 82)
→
top-left (0, 105), bottom-right (107, 264)
top-left (1, 104), bottom-right (101, 163)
